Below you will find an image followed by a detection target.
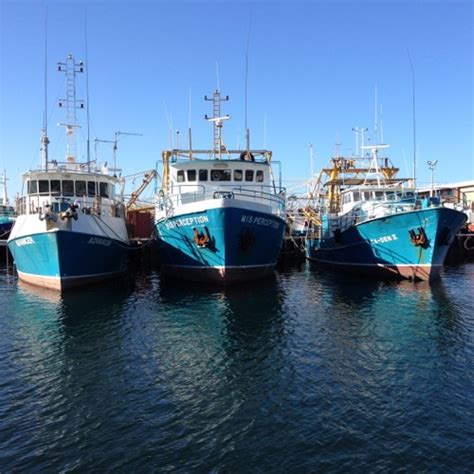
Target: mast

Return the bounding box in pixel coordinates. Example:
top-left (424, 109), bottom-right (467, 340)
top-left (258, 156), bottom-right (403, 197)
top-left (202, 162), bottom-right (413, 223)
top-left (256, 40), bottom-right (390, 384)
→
top-left (84, 9), bottom-right (91, 171)
top-left (58, 54), bottom-right (85, 165)
top-left (407, 49), bottom-right (417, 187)
top-left (204, 89), bottom-right (230, 159)
top-left (1, 170), bottom-right (8, 205)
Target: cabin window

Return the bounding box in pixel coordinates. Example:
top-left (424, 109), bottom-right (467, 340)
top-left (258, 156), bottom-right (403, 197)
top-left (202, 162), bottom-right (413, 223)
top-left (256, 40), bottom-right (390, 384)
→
top-left (375, 191), bottom-right (384, 199)
top-left (199, 169), bottom-right (208, 181)
top-left (245, 170), bottom-right (254, 181)
top-left (51, 180), bottom-right (61, 195)
top-left (99, 182), bottom-right (109, 198)
top-left (256, 170), bottom-right (264, 182)
top-left (63, 180), bottom-right (74, 196)
top-left (211, 169), bottom-right (231, 181)
top-left (28, 180), bottom-right (38, 194)
top-left (38, 180), bottom-right (50, 194)
top-left (353, 192), bottom-right (360, 201)
top-left (87, 181), bottom-right (96, 197)
top-left (177, 170), bottom-right (185, 182)
top-left (363, 192), bottom-right (371, 201)
top-left (187, 170), bottom-right (197, 182)
top-left (234, 170), bottom-right (243, 181)
top-left (75, 180), bottom-right (86, 196)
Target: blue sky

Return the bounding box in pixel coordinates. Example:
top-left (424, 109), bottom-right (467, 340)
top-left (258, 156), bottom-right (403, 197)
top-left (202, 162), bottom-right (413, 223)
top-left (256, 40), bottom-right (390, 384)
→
top-left (1, 0), bottom-right (472, 198)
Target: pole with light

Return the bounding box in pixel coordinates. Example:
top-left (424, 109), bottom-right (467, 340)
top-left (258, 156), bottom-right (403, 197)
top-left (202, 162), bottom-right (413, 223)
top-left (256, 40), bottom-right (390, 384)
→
top-left (427, 160), bottom-right (438, 197)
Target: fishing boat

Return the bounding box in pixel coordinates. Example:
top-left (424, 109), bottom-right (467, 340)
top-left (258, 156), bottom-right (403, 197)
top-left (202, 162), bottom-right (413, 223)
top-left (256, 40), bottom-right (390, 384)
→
top-left (8, 54), bottom-right (130, 290)
top-left (154, 89), bottom-right (286, 284)
top-left (304, 144), bottom-right (467, 281)
top-left (0, 170), bottom-right (15, 239)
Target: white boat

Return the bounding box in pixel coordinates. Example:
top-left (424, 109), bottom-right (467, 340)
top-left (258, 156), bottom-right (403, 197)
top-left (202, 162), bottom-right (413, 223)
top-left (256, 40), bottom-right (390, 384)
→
top-left (8, 54), bottom-right (129, 290)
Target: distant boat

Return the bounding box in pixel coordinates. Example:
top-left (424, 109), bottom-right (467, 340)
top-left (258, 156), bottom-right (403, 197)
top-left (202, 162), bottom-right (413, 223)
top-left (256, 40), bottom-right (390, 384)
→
top-left (0, 170), bottom-right (15, 239)
top-left (8, 54), bottom-right (130, 290)
top-left (305, 144), bottom-right (467, 281)
top-left (154, 89), bottom-right (286, 284)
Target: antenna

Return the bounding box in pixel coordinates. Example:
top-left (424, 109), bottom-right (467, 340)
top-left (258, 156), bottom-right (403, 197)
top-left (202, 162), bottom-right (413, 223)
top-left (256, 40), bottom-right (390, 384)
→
top-left (352, 127), bottom-right (359, 156)
top-left (407, 48), bottom-right (417, 187)
top-left (374, 83), bottom-right (378, 141)
top-left (215, 61), bottom-right (220, 91)
top-left (335, 132), bottom-right (342, 158)
top-left (188, 87), bottom-right (193, 159)
top-left (163, 101), bottom-right (172, 148)
top-left (380, 103), bottom-right (384, 143)
top-left (41, 8), bottom-right (49, 171)
top-left (94, 137), bottom-right (114, 164)
top-left (351, 126), bottom-right (368, 156)
top-left (309, 143), bottom-right (314, 178)
top-left (263, 112), bottom-right (267, 149)
top-left (244, 12), bottom-right (252, 151)
top-left (113, 131), bottom-right (143, 175)
top-left (84, 9), bottom-right (91, 171)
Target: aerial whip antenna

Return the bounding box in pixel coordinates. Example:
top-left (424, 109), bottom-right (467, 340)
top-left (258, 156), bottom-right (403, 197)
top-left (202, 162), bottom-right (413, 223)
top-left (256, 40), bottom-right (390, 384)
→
top-left (244, 11), bottom-right (252, 151)
top-left (374, 83), bottom-right (378, 141)
top-left (188, 87), bottom-right (193, 159)
top-left (41, 7), bottom-right (49, 171)
top-left (407, 48), bottom-right (417, 187)
top-left (84, 9), bottom-right (91, 171)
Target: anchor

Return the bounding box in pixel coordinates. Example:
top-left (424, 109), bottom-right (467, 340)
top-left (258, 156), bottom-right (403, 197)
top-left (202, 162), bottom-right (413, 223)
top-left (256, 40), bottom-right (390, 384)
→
top-left (409, 227), bottom-right (428, 247)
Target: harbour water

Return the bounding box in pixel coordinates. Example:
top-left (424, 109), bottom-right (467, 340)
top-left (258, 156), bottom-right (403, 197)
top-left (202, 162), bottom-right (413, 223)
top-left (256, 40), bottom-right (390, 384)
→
top-left (0, 258), bottom-right (473, 471)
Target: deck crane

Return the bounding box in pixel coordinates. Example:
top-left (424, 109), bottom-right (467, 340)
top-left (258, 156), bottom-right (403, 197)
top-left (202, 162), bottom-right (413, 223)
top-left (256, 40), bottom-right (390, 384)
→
top-left (126, 169), bottom-right (157, 211)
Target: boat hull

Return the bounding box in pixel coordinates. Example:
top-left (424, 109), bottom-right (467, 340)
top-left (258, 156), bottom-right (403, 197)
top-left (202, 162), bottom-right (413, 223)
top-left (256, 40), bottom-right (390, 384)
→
top-left (0, 220), bottom-right (13, 239)
top-left (155, 203), bottom-right (285, 284)
top-left (8, 230), bottom-right (129, 290)
top-left (305, 206), bottom-right (467, 281)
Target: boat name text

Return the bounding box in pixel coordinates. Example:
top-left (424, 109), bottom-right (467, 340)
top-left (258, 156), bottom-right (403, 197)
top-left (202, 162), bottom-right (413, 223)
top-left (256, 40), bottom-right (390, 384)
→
top-left (165, 215), bottom-right (209, 229)
top-left (16, 237), bottom-right (34, 247)
top-left (370, 234), bottom-right (398, 245)
top-left (88, 237), bottom-right (112, 247)
top-left (241, 215), bottom-right (280, 229)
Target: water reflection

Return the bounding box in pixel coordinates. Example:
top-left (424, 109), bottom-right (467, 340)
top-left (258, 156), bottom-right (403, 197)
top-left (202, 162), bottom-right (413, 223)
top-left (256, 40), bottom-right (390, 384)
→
top-left (1, 261), bottom-right (473, 472)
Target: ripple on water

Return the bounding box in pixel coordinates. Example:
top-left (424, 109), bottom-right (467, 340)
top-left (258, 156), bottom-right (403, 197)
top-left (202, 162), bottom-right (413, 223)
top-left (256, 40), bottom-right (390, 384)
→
top-left (0, 264), bottom-right (473, 471)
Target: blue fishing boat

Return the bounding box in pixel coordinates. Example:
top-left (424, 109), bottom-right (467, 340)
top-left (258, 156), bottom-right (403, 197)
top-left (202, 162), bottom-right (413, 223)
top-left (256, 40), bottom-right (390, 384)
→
top-left (155, 89), bottom-right (286, 284)
top-left (305, 145), bottom-right (467, 281)
top-left (8, 54), bottom-right (130, 290)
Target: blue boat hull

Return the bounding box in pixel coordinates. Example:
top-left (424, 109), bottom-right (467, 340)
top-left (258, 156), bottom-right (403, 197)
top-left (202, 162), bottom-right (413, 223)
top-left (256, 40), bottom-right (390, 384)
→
top-left (305, 207), bottom-right (467, 281)
top-left (155, 206), bottom-right (285, 284)
top-left (8, 231), bottom-right (129, 290)
top-left (0, 220), bottom-right (13, 239)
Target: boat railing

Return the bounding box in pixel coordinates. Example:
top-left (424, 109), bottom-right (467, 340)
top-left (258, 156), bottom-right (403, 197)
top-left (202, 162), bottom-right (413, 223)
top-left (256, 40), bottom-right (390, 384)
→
top-left (157, 184), bottom-right (286, 217)
top-left (16, 193), bottom-right (126, 219)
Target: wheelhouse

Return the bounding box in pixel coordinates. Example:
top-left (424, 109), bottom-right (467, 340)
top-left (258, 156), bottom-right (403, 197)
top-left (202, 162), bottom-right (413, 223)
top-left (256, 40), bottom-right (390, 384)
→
top-left (17, 170), bottom-right (124, 217)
